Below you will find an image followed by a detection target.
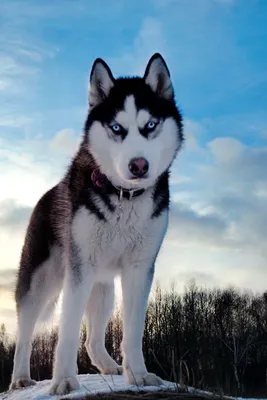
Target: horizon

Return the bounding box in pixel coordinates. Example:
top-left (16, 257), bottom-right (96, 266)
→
top-left (0, 0), bottom-right (267, 333)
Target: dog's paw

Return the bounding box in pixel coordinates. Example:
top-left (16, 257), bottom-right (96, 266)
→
top-left (49, 376), bottom-right (80, 395)
top-left (9, 378), bottom-right (36, 390)
top-left (126, 371), bottom-right (164, 387)
top-left (100, 365), bottom-right (123, 375)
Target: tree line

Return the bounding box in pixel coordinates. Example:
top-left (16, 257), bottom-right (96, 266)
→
top-left (0, 282), bottom-right (267, 397)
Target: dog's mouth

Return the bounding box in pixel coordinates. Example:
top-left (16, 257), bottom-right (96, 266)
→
top-left (91, 168), bottom-right (150, 193)
top-left (91, 169), bottom-right (109, 188)
top-left (128, 175), bottom-right (148, 181)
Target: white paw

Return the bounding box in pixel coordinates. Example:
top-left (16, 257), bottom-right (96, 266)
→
top-left (100, 365), bottom-right (123, 375)
top-left (9, 378), bottom-right (36, 390)
top-left (126, 371), bottom-right (164, 387)
top-left (49, 376), bottom-right (80, 395)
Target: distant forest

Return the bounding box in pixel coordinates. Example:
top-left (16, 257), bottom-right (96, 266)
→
top-left (1, 283), bottom-right (267, 397)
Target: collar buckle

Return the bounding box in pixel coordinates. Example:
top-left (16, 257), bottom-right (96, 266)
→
top-left (119, 188), bottom-right (134, 200)
top-left (128, 189), bottom-right (134, 200)
top-left (119, 188), bottom-right (135, 201)
top-left (91, 169), bottom-right (145, 201)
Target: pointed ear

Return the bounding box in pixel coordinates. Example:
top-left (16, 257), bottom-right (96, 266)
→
top-left (144, 53), bottom-right (174, 101)
top-left (89, 58), bottom-right (115, 108)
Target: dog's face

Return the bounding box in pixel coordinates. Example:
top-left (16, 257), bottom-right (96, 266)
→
top-left (84, 53), bottom-right (183, 190)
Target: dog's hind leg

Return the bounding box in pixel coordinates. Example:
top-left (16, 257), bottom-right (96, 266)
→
top-left (84, 282), bottom-right (123, 375)
top-left (9, 298), bottom-right (40, 390)
top-left (10, 249), bottom-right (63, 390)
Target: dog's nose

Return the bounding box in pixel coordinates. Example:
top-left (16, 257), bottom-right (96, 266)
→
top-left (128, 157), bottom-right (149, 177)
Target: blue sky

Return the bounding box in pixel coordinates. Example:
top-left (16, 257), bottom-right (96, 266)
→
top-left (0, 0), bottom-right (267, 332)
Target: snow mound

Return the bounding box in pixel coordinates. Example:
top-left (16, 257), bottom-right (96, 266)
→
top-left (0, 374), bottom-right (178, 400)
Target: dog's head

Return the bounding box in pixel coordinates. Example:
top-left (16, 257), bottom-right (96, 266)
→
top-left (83, 53), bottom-right (183, 190)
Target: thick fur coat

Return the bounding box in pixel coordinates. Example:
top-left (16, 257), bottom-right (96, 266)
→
top-left (10, 53), bottom-right (183, 395)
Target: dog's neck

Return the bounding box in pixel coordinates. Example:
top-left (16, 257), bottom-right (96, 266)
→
top-left (91, 168), bottom-right (145, 201)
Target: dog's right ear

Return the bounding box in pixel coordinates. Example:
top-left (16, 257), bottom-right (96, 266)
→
top-left (89, 58), bottom-right (115, 108)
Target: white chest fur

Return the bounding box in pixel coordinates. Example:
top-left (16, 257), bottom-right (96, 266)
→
top-left (71, 191), bottom-right (165, 281)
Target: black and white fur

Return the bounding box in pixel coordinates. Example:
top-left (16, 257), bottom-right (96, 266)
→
top-left (10, 53), bottom-right (183, 395)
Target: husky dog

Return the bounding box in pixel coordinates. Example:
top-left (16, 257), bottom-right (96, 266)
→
top-left (10, 53), bottom-right (183, 395)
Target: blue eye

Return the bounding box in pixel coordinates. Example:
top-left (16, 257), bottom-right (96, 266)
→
top-left (145, 121), bottom-right (158, 131)
top-left (148, 121), bottom-right (155, 129)
top-left (110, 124), bottom-right (122, 134)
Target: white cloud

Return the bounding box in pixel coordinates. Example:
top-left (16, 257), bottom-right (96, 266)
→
top-left (107, 18), bottom-right (167, 77)
top-left (0, 134), bottom-right (68, 208)
top-left (50, 128), bottom-right (81, 155)
top-left (0, 115), bottom-right (32, 128)
top-left (157, 123), bottom-right (267, 295)
top-left (183, 119), bottom-right (205, 152)
top-left (0, 52), bottom-right (37, 96)
top-left (170, 175), bottom-right (192, 185)
top-left (0, 200), bottom-right (31, 235)
top-left (208, 137), bottom-right (246, 164)
top-left (0, 18), bottom-right (57, 104)
top-left (254, 181), bottom-right (267, 199)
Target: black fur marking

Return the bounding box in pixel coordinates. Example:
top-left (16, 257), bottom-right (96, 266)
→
top-left (147, 262), bottom-right (155, 284)
top-left (84, 77), bottom-right (183, 144)
top-left (70, 240), bottom-right (83, 284)
top-left (98, 191), bottom-right (116, 212)
top-left (15, 186), bottom-right (59, 304)
top-left (151, 170), bottom-right (170, 219)
top-left (139, 121), bottom-right (161, 139)
top-left (86, 192), bottom-right (106, 221)
top-left (66, 148), bottom-right (110, 221)
top-left (108, 123), bottom-right (128, 140)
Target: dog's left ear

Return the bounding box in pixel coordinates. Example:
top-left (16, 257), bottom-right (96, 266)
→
top-left (144, 53), bottom-right (174, 101)
top-left (89, 58), bottom-right (115, 108)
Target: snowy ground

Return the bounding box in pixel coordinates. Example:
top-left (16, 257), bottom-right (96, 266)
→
top-left (0, 374), bottom-right (179, 400)
top-left (1, 374), bottom-right (267, 400)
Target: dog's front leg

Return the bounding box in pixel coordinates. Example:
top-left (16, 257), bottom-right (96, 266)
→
top-left (121, 259), bottom-right (164, 387)
top-left (49, 268), bottom-right (94, 395)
